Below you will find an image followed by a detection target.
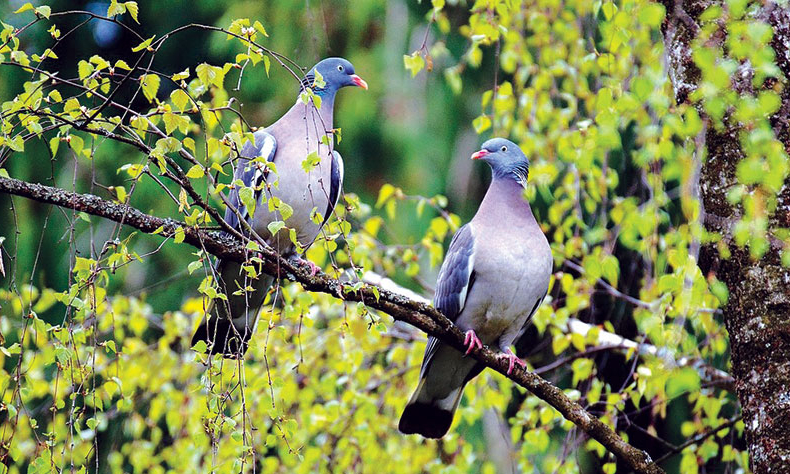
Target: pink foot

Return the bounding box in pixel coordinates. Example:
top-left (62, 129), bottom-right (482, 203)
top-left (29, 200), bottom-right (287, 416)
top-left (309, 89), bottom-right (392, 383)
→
top-left (463, 330), bottom-right (483, 356)
top-left (304, 260), bottom-right (320, 276)
top-left (292, 257), bottom-right (320, 276)
top-left (498, 348), bottom-right (527, 375)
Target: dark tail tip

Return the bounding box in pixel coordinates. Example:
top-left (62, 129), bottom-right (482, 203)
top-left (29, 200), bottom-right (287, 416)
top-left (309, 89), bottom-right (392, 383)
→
top-left (398, 402), bottom-right (454, 439)
top-left (191, 318), bottom-right (251, 359)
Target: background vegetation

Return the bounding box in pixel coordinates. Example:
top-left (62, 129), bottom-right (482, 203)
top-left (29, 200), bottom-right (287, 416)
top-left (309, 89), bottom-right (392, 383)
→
top-left (4, 0), bottom-right (781, 471)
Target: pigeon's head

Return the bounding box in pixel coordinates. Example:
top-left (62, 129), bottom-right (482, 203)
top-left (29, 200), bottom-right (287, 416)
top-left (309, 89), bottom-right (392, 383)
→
top-left (303, 57), bottom-right (368, 96)
top-left (472, 138), bottom-right (530, 186)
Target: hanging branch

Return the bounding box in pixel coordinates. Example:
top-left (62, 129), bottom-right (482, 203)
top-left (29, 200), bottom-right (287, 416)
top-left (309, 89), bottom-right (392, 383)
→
top-left (0, 175), bottom-right (663, 474)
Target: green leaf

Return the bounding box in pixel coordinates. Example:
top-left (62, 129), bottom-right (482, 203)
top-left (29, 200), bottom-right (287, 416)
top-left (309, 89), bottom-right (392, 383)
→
top-left (107, 0), bottom-right (126, 17)
top-left (131, 35), bottom-right (155, 52)
top-left (472, 115), bottom-right (491, 134)
top-left (69, 135), bottom-right (84, 156)
top-left (263, 55), bottom-right (271, 77)
top-left (173, 226), bottom-right (185, 244)
top-left (48, 24), bottom-right (61, 39)
top-left (163, 112), bottom-right (190, 134)
top-left (110, 185), bottom-right (126, 202)
top-left (253, 20), bottom-right (269, 37)
top-left (184, 137), bottom-right (197, 155)
top-left (140, 74), bottom-right (160, 102)
top-left (35, 5), bottom-right (51, 19)
top-left (631, 76), bottom-right (651, 101)
top-left (403, 51), bottom-right (425, 77)
top-left (187, 260), bottom-right (202, 275)
top-left (125, 1), bottom-right (140, 23)
top-left (444, 67), bottom-right (462, 95)
top-left (278, 202), bottom-right (293, 221)
top-left (312, 70), bottom-right (326, 89)
top-left (638, 3), bottom-right (665, 27)
top-left (172, 68), bottom-right (190, 81)
top-left (267, 221), bottom-right (286, 236)
top-left (238, 186), bottom-right (256, 218)
top-left (154, 137), bottom-right (182, 154)
top-left (666, 368), bottom-right (701, 398)
top-left (376, 183), bottom-right (396, 208)
top-left (728, 0), bottom-right (748, 19)
top-left (601, 2), bottom-right (617, 20)
top-left (301, 152), bottom-right (321, 173)
top-left (49, 137), bottom-right (59, 156)
top-left (191, 340), bottom-right (207, 354)
top-left (170, 89), bottom-right (190, 112)
top-left (185, 165), bottom-right (205, 179)
top-left (7, 135), bottom-right (24, 152)
top-left (78, 61), bottom-right (94, 80)
top-left (710, 279), bottom-right (729, 305)
top-left (90, 55), bottom-right (110, 71)
top-left (13, 3), bottom-right (34, 14)
top-left (196, 63), bottom-right (226, 88)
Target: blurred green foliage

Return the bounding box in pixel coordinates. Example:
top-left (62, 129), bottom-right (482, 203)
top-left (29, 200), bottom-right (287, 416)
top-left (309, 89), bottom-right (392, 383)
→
top-left (4, 0), bottom-right (787, 471)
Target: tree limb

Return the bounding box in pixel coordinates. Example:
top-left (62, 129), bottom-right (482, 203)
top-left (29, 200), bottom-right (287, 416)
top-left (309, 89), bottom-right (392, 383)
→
top-left (364, 271), bottom-right (733, 390)
top-left (0, 175), bottom-right (663, 474)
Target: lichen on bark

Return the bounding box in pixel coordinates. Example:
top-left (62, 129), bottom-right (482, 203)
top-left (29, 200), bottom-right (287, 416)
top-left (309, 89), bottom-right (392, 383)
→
top-left (660, 1), bottom-right (790, 471)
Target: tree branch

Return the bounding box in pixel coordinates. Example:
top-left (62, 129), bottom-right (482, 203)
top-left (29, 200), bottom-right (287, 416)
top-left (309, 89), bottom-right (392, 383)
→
top-left (364, 272), bottom-right (733, 390)
top-left (653, 415), bottom-right (742, 465)
top-left (0, 175), bottom-right (663, 474)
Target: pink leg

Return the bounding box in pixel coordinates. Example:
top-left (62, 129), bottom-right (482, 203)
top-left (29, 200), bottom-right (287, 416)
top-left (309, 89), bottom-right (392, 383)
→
top-left (290, 256), bottom-right (320, 276)
top-left (498, 348), bottom-right (527, 375)
top-left (303, 259), bottom-right (320, 276)
top-left (463, 330), bottom-right (483, 356)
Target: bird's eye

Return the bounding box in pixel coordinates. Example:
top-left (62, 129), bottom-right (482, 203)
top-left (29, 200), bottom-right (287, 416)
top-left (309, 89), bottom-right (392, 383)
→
top-left (501, 146), bottom-right (507, 152)
top-left (337, 65), bottom-right (344, 71)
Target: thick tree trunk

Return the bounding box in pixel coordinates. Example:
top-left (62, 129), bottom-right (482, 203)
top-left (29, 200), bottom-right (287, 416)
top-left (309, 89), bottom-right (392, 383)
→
top-left (661, 1), bottom-right (790, 471)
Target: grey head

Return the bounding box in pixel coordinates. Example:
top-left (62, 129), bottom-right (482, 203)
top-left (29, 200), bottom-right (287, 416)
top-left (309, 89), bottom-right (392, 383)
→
top-left (301, 57), bottom-right (368, 97)
top-left (471, 138), bottom-right (530, 187)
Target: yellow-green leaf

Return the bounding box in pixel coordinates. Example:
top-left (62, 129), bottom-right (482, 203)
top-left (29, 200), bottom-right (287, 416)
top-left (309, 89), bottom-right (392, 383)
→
top-left (140, 74), bottom-right (160, 102)
top-left (403, 51), bottom-right (425, 77)
top-left (125, 1), bottom-right (139, 23)
top-left (172, 68), bottom-right (190, 81)
top-left (131, 35), bottom-right (155, 53)
top-left (107, 0), bottom-right (126, 18)
top-left (186, 164), bottom-right (205, 179)
top-left (268, 221), bottom-right (285, 236)
top-left (170, 89), bottom-right (190, 112)
top-left (173, 226), bottom-right (185, 243)
top-left (78, 61), bottom-right (94, 80)
top-left (14, 3), bottom-right (34, 14)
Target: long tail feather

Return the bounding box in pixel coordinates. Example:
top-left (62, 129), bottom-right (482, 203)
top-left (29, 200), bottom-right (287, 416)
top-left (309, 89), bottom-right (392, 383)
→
top-left (190, 260), bottom-right (273, 358)
top-left (398, 381), bottom-right (464, 438)
top-left (398, 340), bottom-right (485, 438)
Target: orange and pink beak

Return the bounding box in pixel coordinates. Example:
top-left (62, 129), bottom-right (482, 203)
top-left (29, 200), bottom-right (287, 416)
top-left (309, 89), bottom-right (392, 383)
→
top-left (471, 149), bottom-right (490, 160)
top-left (350, 74), bottom-right (368, 90)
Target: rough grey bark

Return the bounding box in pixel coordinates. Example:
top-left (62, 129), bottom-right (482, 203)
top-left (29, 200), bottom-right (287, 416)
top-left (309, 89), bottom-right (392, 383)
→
top-left (0, 175), bottom-right (664, 473)
top-left (660, 1), bottom-right (790, 471)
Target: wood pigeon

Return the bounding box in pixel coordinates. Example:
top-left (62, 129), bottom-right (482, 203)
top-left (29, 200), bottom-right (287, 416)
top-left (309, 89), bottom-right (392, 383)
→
top-left (398, 138), bottom-right (552, 438)
top-left (191, 57), bottom-right (368, 358)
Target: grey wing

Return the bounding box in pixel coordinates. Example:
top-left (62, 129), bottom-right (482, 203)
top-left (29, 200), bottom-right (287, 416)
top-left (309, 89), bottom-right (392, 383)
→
top-left (224, 130), bottom-right (277, 233)
top-left (433, 224), bottom-right (476, 322)
top-left (319, 150), bottom-right (344, 228)
top-left (421, 224), bottom-right (476, 376)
